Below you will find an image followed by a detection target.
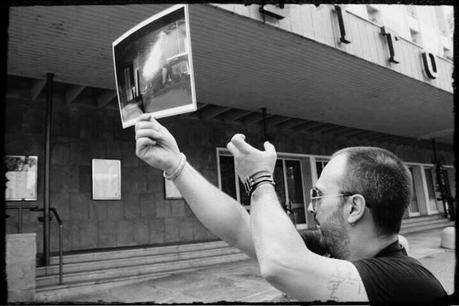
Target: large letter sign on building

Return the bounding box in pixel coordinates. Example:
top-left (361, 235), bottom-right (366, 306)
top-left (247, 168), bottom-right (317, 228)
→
top-left (381, 26), bottom-right (400, 64)
top-left (421, 50), bottom-right (438, 79)
top-left (335, 5), bottom-right (351, 44)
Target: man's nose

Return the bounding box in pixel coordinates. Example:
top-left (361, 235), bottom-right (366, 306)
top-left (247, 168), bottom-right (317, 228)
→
top-left (307, 201), bottom-right (314, 214)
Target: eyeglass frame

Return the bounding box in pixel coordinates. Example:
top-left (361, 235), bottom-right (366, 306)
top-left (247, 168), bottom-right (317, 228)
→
top-left (309, 188), bottom-right (361, 213)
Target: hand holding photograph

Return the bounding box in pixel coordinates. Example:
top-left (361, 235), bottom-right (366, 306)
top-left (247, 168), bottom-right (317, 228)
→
top-left (112, 5), bottom-right (197, 128)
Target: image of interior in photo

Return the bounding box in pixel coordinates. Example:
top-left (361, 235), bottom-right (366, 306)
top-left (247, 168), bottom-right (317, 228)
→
top-left (113, 7), bottom-right (194, 127)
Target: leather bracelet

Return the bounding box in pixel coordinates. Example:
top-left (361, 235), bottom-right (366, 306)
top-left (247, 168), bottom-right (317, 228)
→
top-left (244, 170), bottom-right (274, 196)
top-left (249, 180), bottom-right (275, 198)
top-left (163, 153), bottom-right (186, 181)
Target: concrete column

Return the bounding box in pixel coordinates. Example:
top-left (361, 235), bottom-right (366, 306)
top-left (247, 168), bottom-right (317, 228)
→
top-left (7, 233), bottom-right (36, 302)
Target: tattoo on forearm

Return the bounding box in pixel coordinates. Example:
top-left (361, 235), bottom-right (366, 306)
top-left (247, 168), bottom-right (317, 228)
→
top-left (327, 264), bottom-right (362, 301)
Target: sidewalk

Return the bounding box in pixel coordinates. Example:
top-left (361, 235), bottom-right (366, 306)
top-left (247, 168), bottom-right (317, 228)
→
top-left (54, 227), bottom-right (455, 303)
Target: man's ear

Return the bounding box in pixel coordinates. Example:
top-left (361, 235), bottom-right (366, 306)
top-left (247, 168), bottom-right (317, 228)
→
top-left (347, 195), bottom-right (366, 224)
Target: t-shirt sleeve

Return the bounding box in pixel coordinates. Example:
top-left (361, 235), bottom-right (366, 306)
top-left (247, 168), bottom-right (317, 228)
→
top-left (352, 257), bottom-right (447, 304)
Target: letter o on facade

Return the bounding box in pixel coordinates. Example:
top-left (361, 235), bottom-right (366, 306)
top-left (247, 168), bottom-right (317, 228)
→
top-left (421, 50), bottom-right (438, 79)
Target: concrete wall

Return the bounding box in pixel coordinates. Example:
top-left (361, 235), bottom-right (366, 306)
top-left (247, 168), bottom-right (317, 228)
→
top-left (5, 92), bottom-right (454, 253)
top-left (7, 233), bottom-right (36, 302)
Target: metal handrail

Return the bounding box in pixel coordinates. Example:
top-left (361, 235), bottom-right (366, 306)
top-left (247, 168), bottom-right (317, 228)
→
top-left (6, 205), bottom-right (64, 285)
top-left (50, 208), bottom-right (63, 285)
top-left (5, 204), bottom-right (38, 233)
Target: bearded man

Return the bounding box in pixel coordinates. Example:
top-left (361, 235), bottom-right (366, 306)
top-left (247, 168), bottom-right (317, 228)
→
top-left (135, 114), bottom-right (447, 303)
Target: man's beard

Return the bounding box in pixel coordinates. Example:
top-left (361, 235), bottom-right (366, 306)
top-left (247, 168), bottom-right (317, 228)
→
top-left (318, 208), bottom-right (350, 260)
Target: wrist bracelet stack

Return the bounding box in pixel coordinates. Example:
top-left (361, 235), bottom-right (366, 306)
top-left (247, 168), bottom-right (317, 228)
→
top-left (244, 170), bottom-right (275, 198)
top-left (163, 153), bottom-right (186, 181)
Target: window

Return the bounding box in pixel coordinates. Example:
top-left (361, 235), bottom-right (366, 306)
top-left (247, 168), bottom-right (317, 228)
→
top-left (315, 159), bottom-right (329, 177)
top-left (406, 5), bottom-right (416, 18)
top-left (410, 28), bottom-right (421, 45)
top-left (366, 5), bottom-right (381, 24)
top-left (443, 46), bottom-right (453, 60)
top-left (218, 150), bottom-right (306, 226)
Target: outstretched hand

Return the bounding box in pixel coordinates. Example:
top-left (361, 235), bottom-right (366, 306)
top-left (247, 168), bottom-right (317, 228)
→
top-left (226, 134), bottom-right (277, 182)
top-left (135, 114), bottom-right (181, 174)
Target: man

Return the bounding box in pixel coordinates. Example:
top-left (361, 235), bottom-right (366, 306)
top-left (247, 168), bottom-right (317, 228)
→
top-left (135, 114), bottom-right (447, 303)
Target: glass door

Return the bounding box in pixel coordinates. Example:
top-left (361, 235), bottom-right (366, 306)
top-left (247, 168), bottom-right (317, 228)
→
top-left (424, 167), bottom-right (439, 214)
top-left (284, 159), bottom-right (305, 226)
top-left (407, 167), bottom-right (420, 217)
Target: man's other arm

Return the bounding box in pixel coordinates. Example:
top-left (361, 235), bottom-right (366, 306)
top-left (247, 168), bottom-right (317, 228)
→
top-left (135, 115), bottom-right (256, 258)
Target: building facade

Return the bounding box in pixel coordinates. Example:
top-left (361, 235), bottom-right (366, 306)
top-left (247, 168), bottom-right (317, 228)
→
top-left (5, 4), bottom-right (454, 256)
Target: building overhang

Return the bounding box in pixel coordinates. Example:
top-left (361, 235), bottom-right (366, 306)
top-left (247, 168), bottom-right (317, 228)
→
top-left (7, 4), bottom-right (454, 144)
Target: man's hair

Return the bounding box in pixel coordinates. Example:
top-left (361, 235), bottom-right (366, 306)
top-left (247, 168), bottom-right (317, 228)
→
top-left (332, 147), bottom-right (412, 236)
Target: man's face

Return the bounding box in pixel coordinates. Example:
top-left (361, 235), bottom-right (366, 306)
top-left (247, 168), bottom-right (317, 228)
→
top-left (308, 154), bottom-right (350, 259)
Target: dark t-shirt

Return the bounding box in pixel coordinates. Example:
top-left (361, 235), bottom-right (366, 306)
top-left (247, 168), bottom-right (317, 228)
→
top-left (352, 241), bottom-right (448, 304)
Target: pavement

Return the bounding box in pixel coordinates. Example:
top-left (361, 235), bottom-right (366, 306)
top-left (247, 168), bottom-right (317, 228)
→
top-left (50, 227), bottom-right (456, 303)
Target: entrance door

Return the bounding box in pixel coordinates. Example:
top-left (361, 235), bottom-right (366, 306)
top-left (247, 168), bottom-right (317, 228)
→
top-left (407, 167), bottom-right (420, 217)
top-left (284, 159), bottom-right (306, 227)
top-left (424, 167), bottom-right (439, 214)
top-left (273, 158), bottom-right (306, 228)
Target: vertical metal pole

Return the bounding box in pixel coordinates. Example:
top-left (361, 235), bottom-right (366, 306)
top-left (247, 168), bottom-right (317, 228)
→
top-left (59, 223), bottom-right (63, 284)
top-left (261, 107), bottom-right (268, 142)
top-left (18, 205), bottom-right (23, 233)
top-left (44, 73), bottom-right (54, 266)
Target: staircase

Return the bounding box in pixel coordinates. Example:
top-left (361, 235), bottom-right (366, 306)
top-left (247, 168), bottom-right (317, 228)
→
top-left (35, 240), bottom-right (249, 301)
top-left (400, 214), bottom-right (454, 235)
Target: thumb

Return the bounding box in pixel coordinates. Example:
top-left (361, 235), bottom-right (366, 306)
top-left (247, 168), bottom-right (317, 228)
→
top-left (263, 141), bottom-right (276, 154)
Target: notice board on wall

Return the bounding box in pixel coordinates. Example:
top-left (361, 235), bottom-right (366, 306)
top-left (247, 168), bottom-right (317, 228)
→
top-left (5, 155), bottom-right (38, 201)
top-left (92, 159), bottom-right (122, 200)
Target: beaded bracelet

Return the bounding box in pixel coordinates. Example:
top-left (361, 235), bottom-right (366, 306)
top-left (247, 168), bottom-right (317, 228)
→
top-left (163, 153), bottom-right (186, 181)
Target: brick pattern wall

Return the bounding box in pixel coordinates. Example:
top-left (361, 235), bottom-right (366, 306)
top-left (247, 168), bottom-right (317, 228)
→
top-left (5, 92), bottom-right (454, 253)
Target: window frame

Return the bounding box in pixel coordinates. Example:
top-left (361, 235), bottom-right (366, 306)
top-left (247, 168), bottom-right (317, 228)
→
top-left (216, 148), bottom-right (308, 228)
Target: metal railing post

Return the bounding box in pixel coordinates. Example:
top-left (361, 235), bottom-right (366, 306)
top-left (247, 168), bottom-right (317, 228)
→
top-left (44, 72), bottom-right (54, 266)
top-left (18, 203), bottom-right (23, 233)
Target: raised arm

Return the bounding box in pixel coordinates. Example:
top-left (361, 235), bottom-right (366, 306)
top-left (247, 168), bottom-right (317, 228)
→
top-left (135, 114), bottom-right (256, 258)
top-left (227, 134), bottom-right (368, 302)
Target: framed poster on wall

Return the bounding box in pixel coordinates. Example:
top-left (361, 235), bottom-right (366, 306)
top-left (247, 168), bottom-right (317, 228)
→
top-left (5, 155), bottom-right (38, 201)
top-left (92, 159), bottom-right (121, 200)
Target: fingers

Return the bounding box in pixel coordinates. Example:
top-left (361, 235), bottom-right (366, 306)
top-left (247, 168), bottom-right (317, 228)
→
top-left (229, 134), bottom-right (252, 154)
top-left (135, 129), bottom-right (162, 141)
top-left (136, 137), bottom-right (157, 150)
top-left (137, 113), bottom-right (151, 122)
top-left (226, 142), bottom-right (237, 156)
top-left (135, 115), bottom-right (164, 132)
top-left (263, 141), bottom-right (277, 156)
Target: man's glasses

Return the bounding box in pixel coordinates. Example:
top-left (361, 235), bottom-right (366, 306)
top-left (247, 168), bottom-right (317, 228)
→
top-left (309, 188), bottom-right (354, 213)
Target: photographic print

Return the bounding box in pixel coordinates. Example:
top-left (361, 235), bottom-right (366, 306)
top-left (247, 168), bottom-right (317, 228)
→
top-left (113, 5), bottom-right (197, 128)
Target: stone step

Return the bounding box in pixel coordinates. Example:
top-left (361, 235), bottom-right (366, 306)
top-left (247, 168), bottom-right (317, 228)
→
top-left (35, 269), bottom-right (193, 302)
top-left (400, 220), bottom-right (454, 235)
top-left (36, 252), bottom-right (249, 289)
top-left (46, 240), bottom-right (228, 265)
top-left (37, 246), bottom-right (240, 277)
top-left (401, 218), bottom-right (451, 230)
top-left (401, 214), bottom-right (446, 225)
